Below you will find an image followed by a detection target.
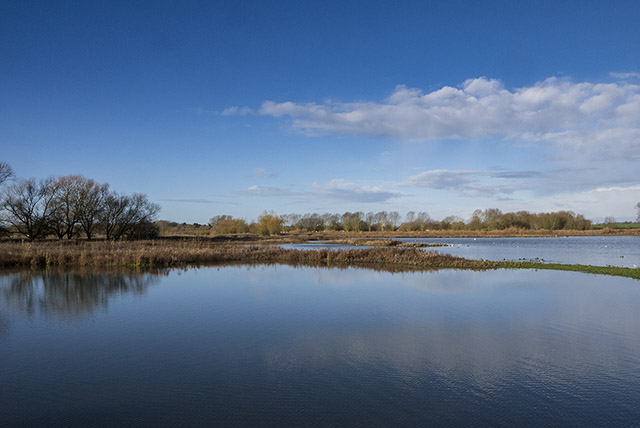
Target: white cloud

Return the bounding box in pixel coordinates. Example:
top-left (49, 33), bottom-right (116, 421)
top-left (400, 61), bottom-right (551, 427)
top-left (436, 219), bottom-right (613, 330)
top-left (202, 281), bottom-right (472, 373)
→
top-left (239, 186), bottom-right (297, 197)
top-left (160, 198), bottom-right (230, 205)
top-left (609, 72), bottom-right (640, 80)
top-left (195, 107), bottom-right (217, 116)
top-left (401, 169), bottom-right (539, 197)
top-left (259, 76), bottom-right (640, 159)
top-left (252, 167), bottom-right (279, 179)
top-left (233, 180), bottom-right (404, 205)
top-left (312, 179), bottom-right (404, 203)
top-left (221, 106), bottom-right (253, 116)
top-left (519, 185), bottom-right (640, 221)
top-left (403, 170), bottom-right (480, 190)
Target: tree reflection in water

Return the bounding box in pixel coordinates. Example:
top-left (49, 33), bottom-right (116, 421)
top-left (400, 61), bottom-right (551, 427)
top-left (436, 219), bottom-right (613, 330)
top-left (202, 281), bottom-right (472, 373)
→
top-left (1, 269), bottom-right (166, 320)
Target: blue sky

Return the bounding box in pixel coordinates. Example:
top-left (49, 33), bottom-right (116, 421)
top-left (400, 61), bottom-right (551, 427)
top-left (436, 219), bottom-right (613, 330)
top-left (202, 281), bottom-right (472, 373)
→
top-left (2, 0), bottom-right (639, 223)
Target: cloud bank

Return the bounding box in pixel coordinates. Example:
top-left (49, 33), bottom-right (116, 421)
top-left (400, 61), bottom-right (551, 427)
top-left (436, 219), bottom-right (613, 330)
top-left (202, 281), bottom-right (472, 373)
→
top-left (401, 169), bottom-right (539, 197)
top-left (236, 179), bottom-right (403, 204)
top-left (259, 76), bottom-right (640, 159)
top-left (312, 179), bottom-right (404, 203)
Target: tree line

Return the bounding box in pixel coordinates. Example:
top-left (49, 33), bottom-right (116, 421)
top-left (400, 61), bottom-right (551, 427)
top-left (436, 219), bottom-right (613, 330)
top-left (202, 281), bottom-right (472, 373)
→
top-left (208, 208), bottom-right (594, 236)
top-left (0, 163), bottom-right (159, 241)
top-left (4, 161), bottom-right (636, 240)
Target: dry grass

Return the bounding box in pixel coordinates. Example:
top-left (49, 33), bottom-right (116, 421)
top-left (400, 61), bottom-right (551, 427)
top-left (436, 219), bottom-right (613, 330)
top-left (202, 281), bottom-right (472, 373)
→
top-left (1, 239), bottom-right (638, 280)
top-left (0, 239), bottom-right (494, 271)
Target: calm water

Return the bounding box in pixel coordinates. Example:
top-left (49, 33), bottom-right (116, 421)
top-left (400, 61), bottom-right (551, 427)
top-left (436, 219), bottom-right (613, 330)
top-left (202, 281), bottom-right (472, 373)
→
top-left (285, 236), bottom-right (640, 267)
top-left (1, 267), bottom-right (640, 427)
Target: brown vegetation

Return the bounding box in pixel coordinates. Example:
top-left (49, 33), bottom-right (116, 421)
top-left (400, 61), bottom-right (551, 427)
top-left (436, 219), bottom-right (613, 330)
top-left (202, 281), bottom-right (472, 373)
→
top-left (1, 239), bottom-right (638, 280)
top-left (0, 239), bottom-right (501, 270)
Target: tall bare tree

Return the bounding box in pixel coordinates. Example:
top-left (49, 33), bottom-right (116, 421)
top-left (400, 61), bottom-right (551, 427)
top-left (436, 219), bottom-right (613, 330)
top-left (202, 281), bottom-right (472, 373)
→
top-left (0, 162), bottom-right (14, 186)
top-left (387, 211), bottom-right (400, 230)
top-left (1, 178), bottom-right (58, 241)
top-left (0, 162), bottom-right (15, 236)
top-left (101, 192), bottom-right (160, 240)
top-left (76, 179), bottom-right (109, 240)
top-left (364, 212), bottom-right (375, 231)
top-left (374, 211), bottom-right (388, 231)
top-left (342, 211), bottom-right (363, 232)
top-left (48, 175), bottom-right (86, 239)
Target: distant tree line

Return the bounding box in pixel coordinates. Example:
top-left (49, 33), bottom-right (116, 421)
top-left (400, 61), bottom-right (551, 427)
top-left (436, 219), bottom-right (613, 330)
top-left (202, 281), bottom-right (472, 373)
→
top-left (207, 208), bottom-right (594, 236)
top-left (209, 212), bottom-right (284, 236)
top-left (0, 164), bottom-right (159, 241)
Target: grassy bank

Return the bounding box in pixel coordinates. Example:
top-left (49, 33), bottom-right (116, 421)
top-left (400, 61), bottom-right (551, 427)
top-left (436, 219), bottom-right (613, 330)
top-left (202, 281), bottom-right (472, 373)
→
top-left (512, 262), bottom-right (640, 280)
top-left (592, 222), bottom-right (640, 230)
top-left (1, 240), bottom-right (638, 280)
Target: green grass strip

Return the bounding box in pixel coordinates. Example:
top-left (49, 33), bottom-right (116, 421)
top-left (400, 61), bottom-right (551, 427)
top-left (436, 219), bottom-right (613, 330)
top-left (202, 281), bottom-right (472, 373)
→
top-left (498, 261), bottom-right (640, 280)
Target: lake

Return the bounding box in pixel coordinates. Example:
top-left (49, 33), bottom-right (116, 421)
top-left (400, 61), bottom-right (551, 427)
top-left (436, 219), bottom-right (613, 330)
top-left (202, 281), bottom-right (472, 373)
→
top-left (1, 266), bottom-right (640, 427)
top-left (285, 236), bottom-right (640, 268)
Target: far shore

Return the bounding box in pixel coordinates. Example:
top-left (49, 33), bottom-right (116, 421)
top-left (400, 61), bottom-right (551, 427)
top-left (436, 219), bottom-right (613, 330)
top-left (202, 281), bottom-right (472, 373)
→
top-left (161, 228), bottom-right (640, 241)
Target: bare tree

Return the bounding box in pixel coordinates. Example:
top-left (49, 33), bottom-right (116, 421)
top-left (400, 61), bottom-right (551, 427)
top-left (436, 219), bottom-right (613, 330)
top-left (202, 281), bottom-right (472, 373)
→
top-left (101, 192), bottom-right (160, 240)
top-left (298, 213), bottom-right (324, 232)
top-left (0, 162), bottom-right (15, 236)
top-left (405, 211), bottom-right (416, 224)
top-left (342, 211), bottom-right (363, 232)
top-left (365, 212), bottom-right (375, 231)
top-left (1, 178), bottom-right (58, 241)
top-left (416, 212), bottom-right (431, 231)
top-left (0, 162), bottom-right (14, 186)
top-left (76, 179), bottom-right (109, 240)
top-left (374, 211), bottom-right (388, 231)
top-left (48, 175), bottom-right (86, 239)
top-left (322, 213), bottom-right (342, 231)
top-left (388, 211), bottom-right (400, 230)
top-left (281, 213), bottom-right (301, 230)
top-left (100, 192), bottom-right (129, 240)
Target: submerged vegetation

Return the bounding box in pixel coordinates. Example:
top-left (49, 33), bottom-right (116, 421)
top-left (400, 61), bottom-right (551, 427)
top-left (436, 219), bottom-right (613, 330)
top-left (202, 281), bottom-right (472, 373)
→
top-left (0, 239), bottom-right (638, 280)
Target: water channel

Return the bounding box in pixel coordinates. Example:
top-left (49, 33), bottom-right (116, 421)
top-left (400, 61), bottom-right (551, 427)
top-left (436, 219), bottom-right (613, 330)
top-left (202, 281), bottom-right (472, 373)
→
top-left (284, 236), bottom-right (640, 268)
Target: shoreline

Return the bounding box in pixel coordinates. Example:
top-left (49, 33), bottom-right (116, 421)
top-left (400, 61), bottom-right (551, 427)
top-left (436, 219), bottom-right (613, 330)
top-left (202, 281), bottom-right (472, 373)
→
top-left (0, 239), bottom-right (638, 280)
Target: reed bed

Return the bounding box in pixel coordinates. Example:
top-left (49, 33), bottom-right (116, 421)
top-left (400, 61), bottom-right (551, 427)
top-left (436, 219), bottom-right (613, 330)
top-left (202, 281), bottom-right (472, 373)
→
top-left (0, 240), bottom-right (485, 270)
top-left (0, 240), bottom-right (638, 279)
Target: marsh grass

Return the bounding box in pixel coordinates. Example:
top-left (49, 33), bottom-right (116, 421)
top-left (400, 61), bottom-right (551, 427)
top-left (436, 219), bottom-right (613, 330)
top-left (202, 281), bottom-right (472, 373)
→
top-left (0, 240), bottom-right (478, 269)
top-left (0, 240), bottom-right (638, 279)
